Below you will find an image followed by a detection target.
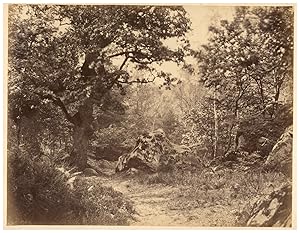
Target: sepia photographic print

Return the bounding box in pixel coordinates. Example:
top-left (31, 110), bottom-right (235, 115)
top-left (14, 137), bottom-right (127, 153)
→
top-left (4, 2), bottom-right (295, 228)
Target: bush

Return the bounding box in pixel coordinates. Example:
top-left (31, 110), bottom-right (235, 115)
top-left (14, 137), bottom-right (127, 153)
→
top-left (74, 178), bottom-right (135, 225)
top-left (7, 154), bottom-right (78, 224)
top-left (7, 153), bottom-right (135, 225)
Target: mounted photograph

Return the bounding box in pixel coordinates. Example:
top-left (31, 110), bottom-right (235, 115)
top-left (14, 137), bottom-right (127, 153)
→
top-left (4, 4), bottom-right (295, 228)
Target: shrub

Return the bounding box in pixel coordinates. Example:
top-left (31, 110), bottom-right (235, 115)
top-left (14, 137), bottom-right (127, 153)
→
top-left (74, 178), bottom-right (135, 225)
top-left (7, 154), bottom-right (78, 224)
top-left (7, 153), bottom-right (135, 225)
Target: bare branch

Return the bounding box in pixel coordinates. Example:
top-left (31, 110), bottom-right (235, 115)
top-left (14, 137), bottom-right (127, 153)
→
top-left (117, 68), bottom-right (157, 85)
top-left (119, 56), bottom-right (129, 71)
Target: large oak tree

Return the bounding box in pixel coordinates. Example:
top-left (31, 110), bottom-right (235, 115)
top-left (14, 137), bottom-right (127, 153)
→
top-left (8, 5), bottom-right (191, 169)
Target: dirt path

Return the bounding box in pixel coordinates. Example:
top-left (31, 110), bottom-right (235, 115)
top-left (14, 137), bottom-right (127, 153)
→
top-left (98, 174), bottom-right (236, 227)
top-left (99, 176), bottom-right (183, 226)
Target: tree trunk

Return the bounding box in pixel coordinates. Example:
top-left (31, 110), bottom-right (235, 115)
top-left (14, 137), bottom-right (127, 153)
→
top-left (69, 99), bottom-right (94, 170)
top-left (258, 79), bottom-right (266, 117)
top-left (213, 90), bottom-right (218, 159)
top-left (233, 96), bottom-right (241, 151)
top-left (272, 81), bottom-right (282, 117)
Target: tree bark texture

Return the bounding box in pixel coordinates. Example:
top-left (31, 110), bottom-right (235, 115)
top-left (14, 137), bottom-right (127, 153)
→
top-left (69, 99), bottom-right (94, 170)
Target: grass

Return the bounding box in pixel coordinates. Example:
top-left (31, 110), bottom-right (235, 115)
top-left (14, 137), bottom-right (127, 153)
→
top-left (136, 164), bottom-right (290, 226)
top-left (7, 154), bottom-right (135, 225)
top-left (74, 177), bottom-right (136, 225)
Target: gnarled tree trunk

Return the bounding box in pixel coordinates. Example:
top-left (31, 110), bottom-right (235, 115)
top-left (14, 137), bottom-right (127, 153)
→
top-left (69, 99), bottom-right (94, 170)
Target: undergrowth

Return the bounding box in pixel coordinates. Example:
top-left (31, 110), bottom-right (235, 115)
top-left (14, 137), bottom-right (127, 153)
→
top-left (136, 165), bottom-right (289, 226)
top-left (7, 154), bottom-right (135, 225)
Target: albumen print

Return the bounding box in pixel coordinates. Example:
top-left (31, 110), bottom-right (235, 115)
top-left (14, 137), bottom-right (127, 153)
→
top-left (5, 4), bottom-right (294, 227)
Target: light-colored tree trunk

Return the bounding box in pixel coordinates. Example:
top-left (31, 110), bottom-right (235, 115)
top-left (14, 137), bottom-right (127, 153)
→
top-left (213, 89), bottom-right (218, 159)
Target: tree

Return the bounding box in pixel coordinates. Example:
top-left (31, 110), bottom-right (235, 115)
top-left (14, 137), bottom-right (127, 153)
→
top-left (195, 6), bottom-right (293, 157)
top-left (8, 5), bottom-right (191, 169)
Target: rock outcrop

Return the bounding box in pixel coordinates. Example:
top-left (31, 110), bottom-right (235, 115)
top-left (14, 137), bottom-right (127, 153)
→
top-left (217, 151), bottom-right (264, 171)
top-left (245, 184), bottom-right (292, 227)
top-left (265, 125), bottom-right (293, 177)
top-left (115, 129), bottom-right (191, 173)
top-left (95, 144), bottom-right (130, 161)
top-left (83, 168), bottom-right (99, 177)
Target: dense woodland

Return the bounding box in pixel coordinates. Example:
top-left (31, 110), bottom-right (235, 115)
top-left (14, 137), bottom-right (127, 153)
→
top-left (7, 5), bottom-right (293, 226)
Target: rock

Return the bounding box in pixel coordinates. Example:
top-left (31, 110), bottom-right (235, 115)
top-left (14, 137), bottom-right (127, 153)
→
top-left (242, 151), bottom-right (264, 166)
top-left (115, 129), bottom-right (189, 173)
top-left (83, 168), bottom-right (98, 177)
top-left (222, 151), bottom-right (239, 162)
top-left (95, 144), bottom-right (130, 161)
top-left (236, 134), bottom-right (247, 151)
top-left (265, 125), bottom-right (293, 177)
top-left (116, 130), bottom-right (165, 173)
top-left (218, 150), bottom-right (265, 170)
top-left (257, 136), bottom-right (274, 157)
top-left (245, 184), bottom-right (292, 227)
top-left (87, 158), bottom-right (116, 176)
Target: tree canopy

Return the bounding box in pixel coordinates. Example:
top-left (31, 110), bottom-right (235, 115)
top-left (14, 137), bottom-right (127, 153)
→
top-left (189, 6), bottom-right (293, 158)
top-left (9, 5), bottom-right (191, 121)
top-left (198, 6), bottom-right (293, 118)
top-left (8, 5), bottom-right (191, 168)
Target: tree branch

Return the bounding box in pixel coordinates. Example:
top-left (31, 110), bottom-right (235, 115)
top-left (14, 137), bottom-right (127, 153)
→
top-left (117, 67), bottom-right (157, 85)
top-left (129, 56), bottom-right (153, 65)
top-left (52, 97), bottom-right (76, 124)
top-left (34, 91), bottom-right (75, 124)
top-left (108, 51), bottom-right (131, 58)
top-left (119, 56), bottom-right (129, 71)
top-left (109, 49), bottom-right (156, 63)
top-left (117, 78), bottom-right (156, 85)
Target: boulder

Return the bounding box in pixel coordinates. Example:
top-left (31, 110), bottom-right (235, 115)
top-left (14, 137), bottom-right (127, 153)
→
top-left (236, 134), bottom-right (247, 151)
top-left (245, 184), bottom-right (292, 227)
top-left (83, 168), bottom-right (99, 177)
top-left (95, 144), bottom-right (130, 161)
top-left (265, 125), bottom-right (293, 177)
top-left (257, 136), bottom-right (274, 157)
top-left (221, 151), bottom-right (264, 170)
top-left (115, 129), bottom-right (190, 173)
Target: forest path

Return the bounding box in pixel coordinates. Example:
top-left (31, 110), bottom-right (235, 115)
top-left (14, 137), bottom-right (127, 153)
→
top-left (97, 173), bottom-right (236, 227)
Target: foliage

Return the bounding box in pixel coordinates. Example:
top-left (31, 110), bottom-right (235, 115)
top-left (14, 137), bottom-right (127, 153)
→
top-left (73, 178), bottom-right (135, 225)
top-left (7, 115), bottom-right (135, 225)
top-left (8, 4), bottom-right (191, 168)
top-left (7, 153), bottom-right (135, 225)
top-left (7, 154), bottom-right (79, 224)
top-left (8, 101), bottom-right (73, 165)
top-left (8, 4), bottom-right (191, 122)
top-left (91, 83), bottom-right (187, 154)
top-left (182, 96), bottom-right (226, 159)
top-left (189, 6), bottom-right (293, 159)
